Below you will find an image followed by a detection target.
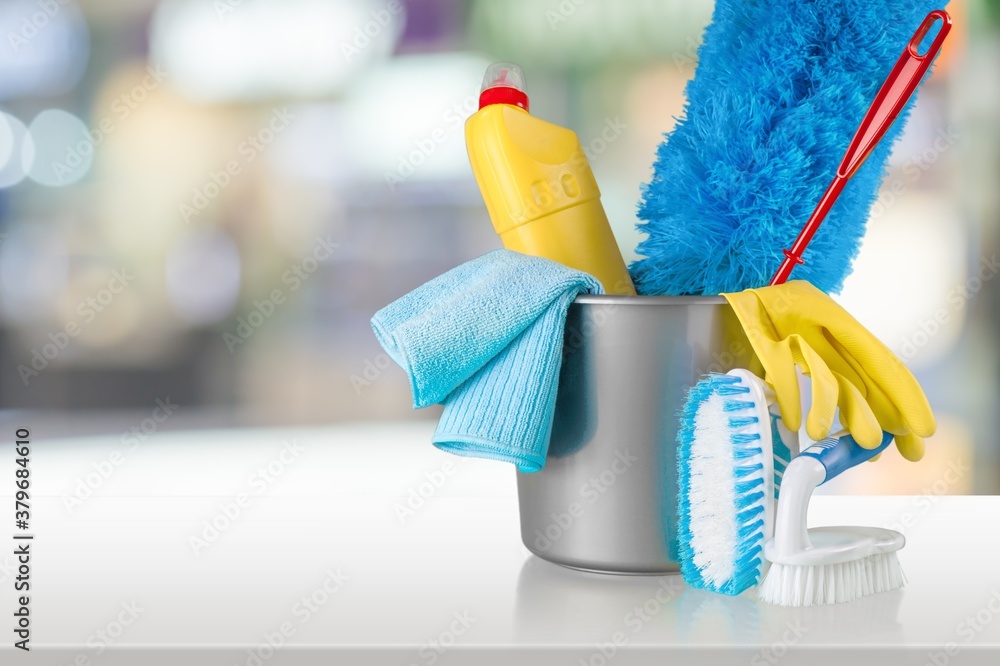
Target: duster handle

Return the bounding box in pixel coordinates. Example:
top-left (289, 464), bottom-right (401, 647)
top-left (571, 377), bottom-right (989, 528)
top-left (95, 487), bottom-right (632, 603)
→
top-left (769, 10), bottom-right (952, 287)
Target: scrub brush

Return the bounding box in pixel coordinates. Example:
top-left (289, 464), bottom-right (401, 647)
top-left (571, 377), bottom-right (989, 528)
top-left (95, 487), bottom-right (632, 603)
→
top-left (677, 369), bottom-right (776, 595)
top-left (758, 431), bottom-right (900, 607)
top-left (631, 0), bottom-right (946, 296)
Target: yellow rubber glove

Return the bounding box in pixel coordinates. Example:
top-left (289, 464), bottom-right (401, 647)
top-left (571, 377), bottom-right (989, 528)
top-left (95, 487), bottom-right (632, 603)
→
top-left (722, 281), bottom-right (935, 461)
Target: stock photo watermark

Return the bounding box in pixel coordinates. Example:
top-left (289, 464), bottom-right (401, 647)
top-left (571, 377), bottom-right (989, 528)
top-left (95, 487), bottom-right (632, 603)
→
top-left (546, 0), bottom-right (589, 30)
top-left (623, 578), bottom-right (682, 634)
top-left (672, 35), bottom-right (702, 70)
top-left (579, 578), bottom-right (683, 666)
top-left (750, 621), bottom-right (809, 666)
top-left (384, 94), bottom-right (477, 191)
top-left (408, 610), bottom-right (477, 666)
top-left (886, 457), bottom-right (969, 535)
top-left (899, 255), bottom-right (999, 362)
top-left (189, 439), bottom-right (306, 555)
top-left (562, 292), bottom-right (626, 354)
top-left (214, 0), bottom-right (248, 20)
top-left (180, 107), bottom-right (295, 223)
top-left (87, 601), bottom-right (145, 656)
top-left (17, 268), bottom-right (135, 386)
top-left (925, 589), bottom-right (1000, 666)
top-left (7, 0), bottom-right (73, 51)
top-left (340, 0), bottom-right (411, 62)
top-left (532, 448), bottom-right (637, 553)
top-left (872, 126), bottom-right (960, 220)
top-left (25, 600), bottom-right (145, 659)
top-left (63, 397), bottom-right (180, 514)
top-left (350, 353), bottom-right (392, 394)
top-left (393, 459), bottom-right (460, 524)
top-left (223, 235), bottom-right (339, 352)
top-left (49, 65), bottom-right (168, 183)
top-left (582, 117), bottom-right (628, 161)
top-left (240, 567), bottom-right (350, 666)
top-left (0, 555), bottom-right (18, 586)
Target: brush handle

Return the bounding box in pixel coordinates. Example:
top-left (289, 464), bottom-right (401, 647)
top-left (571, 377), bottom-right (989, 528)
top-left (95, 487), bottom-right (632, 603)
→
top-left (800, 431), bottom-right (893, 484)
top-left (768, 431), bottom-right (893, 559)
top-left (769, 10), bottom-right (952, 286)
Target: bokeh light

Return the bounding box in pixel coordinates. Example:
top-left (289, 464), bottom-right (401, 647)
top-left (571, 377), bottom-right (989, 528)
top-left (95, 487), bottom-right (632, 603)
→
top-left (0, 224), bottom-right (68, 321)
top-left (0, 0), bottom-right (89, 99)
top-left (0, 111), bottom-right (35, 188)
top-left (165, 229), bottom-right (242, 326)
top-left (150, 0), bottom-right (402, 102)
top-left (26, 109), bottom-right (93, 187)
top-left (341, 53), bottom-right (491, 183)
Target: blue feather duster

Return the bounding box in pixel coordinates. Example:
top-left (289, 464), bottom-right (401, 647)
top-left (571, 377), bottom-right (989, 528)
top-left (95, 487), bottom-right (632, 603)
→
top-left (631, 0), bottom-right (945, 296)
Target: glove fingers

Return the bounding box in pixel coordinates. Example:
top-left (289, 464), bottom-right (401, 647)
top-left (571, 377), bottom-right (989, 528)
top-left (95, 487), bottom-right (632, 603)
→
top-left (801, 331), bottom-right (916, 437)
top-left (790, 324), bottom-right (868, 391)
top-left (857, 383), bottom-right (909, 434)
top-left (771, 317), bottom-right (898, 437)
top-left (789, 336), bottom-right (838, 442)
top-left (833, 372), bottom-right (883, 448)
top-left (751, 282), bottom-right (936, 439)
top-left (825, 334), bottom-right (936, 438)
top-left (725, 284), bottom-right (935, 444)
top-left (767, 340), bottom-right (804, 432)
top-left (894, 432), bottom-right (926, 462)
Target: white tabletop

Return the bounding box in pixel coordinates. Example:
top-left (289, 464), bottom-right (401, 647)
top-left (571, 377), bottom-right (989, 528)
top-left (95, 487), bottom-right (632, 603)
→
top-left (2, 421), bottom-right (997, 665)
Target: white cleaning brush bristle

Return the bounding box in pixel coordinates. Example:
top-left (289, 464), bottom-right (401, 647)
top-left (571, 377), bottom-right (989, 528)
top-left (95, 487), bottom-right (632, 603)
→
top-left (758, 552), bottom-right (906, 607)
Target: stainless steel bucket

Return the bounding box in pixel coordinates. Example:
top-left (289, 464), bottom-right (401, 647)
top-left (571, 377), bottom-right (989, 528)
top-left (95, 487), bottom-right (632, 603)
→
top-left (516, 295), bottom-right (753, 574)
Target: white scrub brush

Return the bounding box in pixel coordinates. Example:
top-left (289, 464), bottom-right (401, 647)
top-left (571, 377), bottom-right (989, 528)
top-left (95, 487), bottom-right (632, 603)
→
top-left (758, 431), bottom-right (902, 606)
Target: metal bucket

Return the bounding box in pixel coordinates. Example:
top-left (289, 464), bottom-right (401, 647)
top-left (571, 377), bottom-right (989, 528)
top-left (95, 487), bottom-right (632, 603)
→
top-left (516, 295), bottom-right (753, 574)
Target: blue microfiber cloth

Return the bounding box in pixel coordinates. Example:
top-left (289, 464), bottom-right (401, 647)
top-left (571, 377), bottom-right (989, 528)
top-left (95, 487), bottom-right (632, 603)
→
top-left (371, 250), bottom-right (602, 472)
top-left (631, 0), bottom-right (944, 296)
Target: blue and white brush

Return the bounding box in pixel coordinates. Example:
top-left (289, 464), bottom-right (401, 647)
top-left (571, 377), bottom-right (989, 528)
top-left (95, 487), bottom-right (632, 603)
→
top-left (677, 369), bottom-right (777, 595)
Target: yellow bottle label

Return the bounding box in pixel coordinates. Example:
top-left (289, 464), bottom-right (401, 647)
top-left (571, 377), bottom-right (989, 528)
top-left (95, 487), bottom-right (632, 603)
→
top-left (465, 103), bottom-right (636, 295)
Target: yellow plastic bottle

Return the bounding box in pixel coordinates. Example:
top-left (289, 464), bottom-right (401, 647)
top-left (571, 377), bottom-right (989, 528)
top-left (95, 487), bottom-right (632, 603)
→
top-left (465, 63), bottom-right (636, 295)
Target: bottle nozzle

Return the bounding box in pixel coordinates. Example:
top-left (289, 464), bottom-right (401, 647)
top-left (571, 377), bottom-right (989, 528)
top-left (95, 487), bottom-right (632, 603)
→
top-left (478, 62), bottom-right (528, 111)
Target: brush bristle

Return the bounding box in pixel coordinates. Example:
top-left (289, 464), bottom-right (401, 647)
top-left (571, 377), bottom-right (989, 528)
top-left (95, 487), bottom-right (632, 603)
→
top-left (757, 552), bottom-right (906, 607)
top-left (677, 373), bottom-right (769, 595)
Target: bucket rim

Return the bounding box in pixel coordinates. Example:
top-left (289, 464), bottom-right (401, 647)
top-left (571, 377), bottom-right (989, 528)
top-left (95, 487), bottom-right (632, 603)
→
top-left (573, 294), bottom-right (727, 306)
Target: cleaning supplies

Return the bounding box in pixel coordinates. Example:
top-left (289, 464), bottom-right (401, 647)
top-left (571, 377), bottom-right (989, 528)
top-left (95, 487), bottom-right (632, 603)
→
top-left (631, 0), bottom-right (945, 296)
top-left (722, 281), bottom-right (935, 461)
top-left (465, 62), bottom-right (636, 295)
top-left (771, 10), bottom-right (952, 285)
top-left (371, 249), bottom-right (602, 473)
top-left (677, 369), bottom-right (776, 595)
top-left (758, 431), bottom-right (902, 606)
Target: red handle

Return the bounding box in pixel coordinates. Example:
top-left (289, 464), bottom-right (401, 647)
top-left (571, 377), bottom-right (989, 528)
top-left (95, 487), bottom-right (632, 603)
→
top-left (839, 10), bottom-right (951, 179)
top-left (769, 10), bottom-right (952, 287)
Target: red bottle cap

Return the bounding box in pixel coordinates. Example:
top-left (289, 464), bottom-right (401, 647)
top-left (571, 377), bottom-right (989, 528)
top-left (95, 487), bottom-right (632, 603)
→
top-left (478, 62), bottom-right (528, 111)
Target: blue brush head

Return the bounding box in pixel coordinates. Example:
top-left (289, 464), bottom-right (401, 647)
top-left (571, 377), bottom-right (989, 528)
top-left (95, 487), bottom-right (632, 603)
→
top-left (677, 372), bottom-right (773, 596)
top-left (631, 0), bottom-right (946, 296)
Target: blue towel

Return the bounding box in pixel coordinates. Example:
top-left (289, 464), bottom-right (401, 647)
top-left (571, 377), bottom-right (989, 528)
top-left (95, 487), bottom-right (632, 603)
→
top-left (371, 250), bottom-right (603, 472)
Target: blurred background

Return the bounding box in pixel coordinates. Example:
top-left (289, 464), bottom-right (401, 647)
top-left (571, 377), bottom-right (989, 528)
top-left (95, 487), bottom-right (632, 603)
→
top-left (0, 0), bottom-right (996, 493)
